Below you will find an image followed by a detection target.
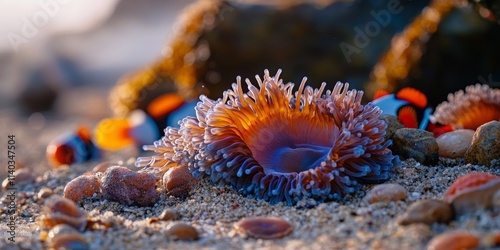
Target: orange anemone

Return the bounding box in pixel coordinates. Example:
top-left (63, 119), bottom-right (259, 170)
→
top-left (137, 70), bottom-right (399, 205)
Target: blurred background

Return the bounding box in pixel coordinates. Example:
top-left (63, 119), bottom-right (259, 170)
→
top-left (0, 0), bottom-right (195, 119)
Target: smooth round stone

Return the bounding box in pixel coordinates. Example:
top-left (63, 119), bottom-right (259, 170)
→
top-left (234, 217), bottom-right (294, 239)
top-left (165, 222), bottom-right (199, 241)
top-left (64, 175), bottom-right (100, 203)
top-left (465, 121), bottom-right (500, 166)
top-left (398, 199), bottom-right (453, 225)
top-left (163, 167), bottom-right (197, 198)
top-left (363, 183), bottom-right (407, 204)
top-left (436, 129), bottom-right (474, 159)
top-left (392, 128), bottom-right (439, 165)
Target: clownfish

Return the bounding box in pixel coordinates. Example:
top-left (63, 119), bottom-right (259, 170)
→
top-left (46, 126), bottom-right (100, 167)
top-left (94, 93), bottom-right (197, 150)
top-left (372, 87), bottom-right (454, 137)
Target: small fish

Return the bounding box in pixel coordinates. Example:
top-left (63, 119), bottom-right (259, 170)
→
top-left (46, 126), bottom-right (100, 167)
top-left (373, 88), bottom-right (454, 137)
top-left (94, 93), bottom-right (197, 150)
top-left (373, 87), bottom-right (432, 130)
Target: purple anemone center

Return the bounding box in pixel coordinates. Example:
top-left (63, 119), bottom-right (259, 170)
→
top-left (267, 144), bottom-right (330, 174)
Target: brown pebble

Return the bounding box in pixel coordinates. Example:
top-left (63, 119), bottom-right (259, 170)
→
top-left (165, 222), bottom-right (199, 241)
top-left (465, 121), bottom-right (500, 166)
top-left (64, 175), bottom-right (100, 203)
top-left (163, 167), bottom-right (198, 198)
top-left (2, 168), bottom-right (36, 191)
top-left (48, 225), bottom-right (89, 250)
top-left (40, 195), bottom-right (87, 231)
top-left (436, 129), bottom-right (474, 159)
top-left (234, 217), bottom-right (294, 239)
top-left (363, 183), bottom-right (407, 204)
top-left (101, 166), bottom-right (159, 206)
top-left (38, 188), bottom-right (54, 199)
top-left (398, 199), bottom-right (453, 226)
top-left (159, 209), bottom-right (179, 221)
top-left (380, 114), bottom-right (405, 143)
top-left (427, 231), bottom-right (479, 250)
top-left (392, 128), bottom-right (439, 165)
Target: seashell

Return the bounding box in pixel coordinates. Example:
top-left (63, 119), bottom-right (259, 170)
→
top-left (40, 195), bottom-right (87, 231)
top-left (436, 129), bottom-right (474, 159)
top-left (398, 199), bottom-right (453, 226)
top-left (443, 172), bottom-right (500, 216)
top-left (234, 217), bottom-right (294, 239)
top-left (48, 225), bottom-right (89, 250)
top-left (363, 183), bottom-right (407, 204)
top-left (165, 222), bottom-right (199, 241)
top-left (427, 231), bottom-right (479, 250)
top-left (64, 175), bottom-right (100, 203)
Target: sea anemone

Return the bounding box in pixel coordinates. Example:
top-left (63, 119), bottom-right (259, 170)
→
top-left (137, 70), bottom-right (399, 205)
top-left (431, 84), bottom-right (500, 130)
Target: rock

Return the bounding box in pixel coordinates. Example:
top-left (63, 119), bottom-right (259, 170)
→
top-left (436, 129), bottom-right (474, 159)
top-left (40, 195), bottom-right (87, 231)
top-left (38, 188), bottom-right (54, 199)
top-left (234, 217), bottom-right (294, 239)
top-left (398, 199), bottom-right (453, 225)
top-left (101, 166), bottom-right (159, 206)
top-left (163, 167), bottom-right (197, 198)
top-left (2, 168), bottom-right (36, 191)
top-left (363, 183), bottom-right (407, 204)
top-left (426, 231), bottom-right (480, 250)
top-left (48, 225), bottom-right (89, 250)
top-left (64, 175), bottom-right (100, 203)
top-left (380, 114), bottom-right (405, 143)
top-left (165, 222), bottom-right (199, 241)
top-left (392, 128), bottom-right (439, 165)
top-left (465, 121), bottom-right (500, 165)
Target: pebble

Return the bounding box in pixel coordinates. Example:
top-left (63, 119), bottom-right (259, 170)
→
top-left (48, 225), bottom-right (90, 250)
top-left (465, 121), bottom-right (500, 166)
top-left (40, 195), bottom-right (87, 231)
top-left (64, 175), bottom-right (100, 203)
top-left (2, 168), bottom-right (36, 191)
top-left (363, 183), bottom-right (407, 204)
top-left (436, 129), bottom-right (474, 159)
top-left (398, 199), bottom-right (453, 226)
top-left (159, 209), bottom-right (179, 221)
top-left (380, 114), bottom-right (405, 143)
top-left (165, 222), bottom-right (199, 241)
top-left (234, 217), bottom-right (294, 239)
top-left (38, 187), bottom-right (54, 199)
top-left (392, 128), bottom-right (439, 165)
top-left (427, 231), bottom-right (480, 250)
top-left (100, 166), bottom-right (159, 206)
top-left (163, 166), bottom-right (198, 198)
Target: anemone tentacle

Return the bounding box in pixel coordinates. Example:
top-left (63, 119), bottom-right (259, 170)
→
top-left (137, 70), bottom-right (399, 205)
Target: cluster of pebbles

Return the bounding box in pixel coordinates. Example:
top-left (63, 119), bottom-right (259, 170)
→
top-left (1, 117), bottom-right (500, 249)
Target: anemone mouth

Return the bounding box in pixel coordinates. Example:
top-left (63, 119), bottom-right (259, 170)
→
top-left (431, 84), bottom-right (500, 130)
top-left (138, 69), bottom-right (398, 205)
